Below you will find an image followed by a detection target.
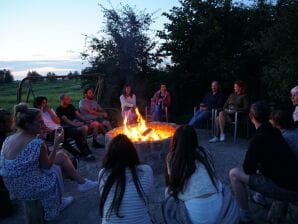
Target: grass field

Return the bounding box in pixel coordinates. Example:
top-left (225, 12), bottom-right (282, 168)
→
top-left (0, 79), bottom-right (84, 112)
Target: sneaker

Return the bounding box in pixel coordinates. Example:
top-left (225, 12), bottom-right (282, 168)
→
top-left (77, 179), bottom-right (98, 192)
top-left (60, 196), bottom-right (74, 211)
top-left (209, 136), bottom-right (219, 143)
top-left (219, 133), bottom-right (225, 141)
top-left (251, 192), bottom-right (268, 207)
top-left (92, 140), bottom-right (104, 148)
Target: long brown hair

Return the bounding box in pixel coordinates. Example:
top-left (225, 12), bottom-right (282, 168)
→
top-left (166, 125), bottom-right (218, 197)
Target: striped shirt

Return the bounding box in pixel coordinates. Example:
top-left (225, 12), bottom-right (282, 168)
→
top-left (98, 164), bottom-right (153, 224)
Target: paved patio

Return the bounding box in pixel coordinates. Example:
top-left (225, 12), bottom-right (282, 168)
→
top-left (0, 129), bottom-right (295, 224)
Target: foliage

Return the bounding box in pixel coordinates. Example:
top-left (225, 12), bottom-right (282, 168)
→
top-left (82, 4), bottom-right (157, 108)
top-left (0, 69), bottom-right (14, 84)
top-left (159, 0), bottom-right (298, 116)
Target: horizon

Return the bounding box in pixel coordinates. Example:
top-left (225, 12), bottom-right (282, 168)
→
top-left (0, 0), bottom-right (181, 80)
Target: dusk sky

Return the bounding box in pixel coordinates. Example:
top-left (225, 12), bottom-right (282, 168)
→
top-left (0, 0), bottom-right (180, 80)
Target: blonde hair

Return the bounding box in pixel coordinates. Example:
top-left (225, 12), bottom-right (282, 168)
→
top-left (14, 103), bottom-right (40, 130)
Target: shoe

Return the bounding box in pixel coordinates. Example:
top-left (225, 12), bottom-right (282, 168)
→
top-left (77, 179), bottom-right (98, 192)
top-left (219, 133), bottom-right (225, 141)
top-left (92, 140), bottom-right (104, 148)
top-left (209, 136), bottom-right (219, 143)
top-left (60, 196), bottom-right (74, 211)
top-left (251, 192), bottom-right (268, 207)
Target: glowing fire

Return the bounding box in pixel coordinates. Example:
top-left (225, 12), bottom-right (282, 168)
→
top-left (123, 108), bottom-right (173, 142)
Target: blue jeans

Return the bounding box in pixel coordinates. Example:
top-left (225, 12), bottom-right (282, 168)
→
top-left (152, 105), bottom-right (165, 121)
top-left (188, 110), bottom-right (211, 127)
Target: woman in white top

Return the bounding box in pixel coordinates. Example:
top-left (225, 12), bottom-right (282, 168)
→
top-left (98, 134), bottom-right (153, 224)
top-left (165, 125), bottom-right (223, 224)
top-left (119, 84), bottom-right (137, 124)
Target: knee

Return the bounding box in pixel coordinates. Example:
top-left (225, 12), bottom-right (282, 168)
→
top-left (56, 151), bottom-right (68, 162)
top-left (229, 167), bottom-right (242, 181)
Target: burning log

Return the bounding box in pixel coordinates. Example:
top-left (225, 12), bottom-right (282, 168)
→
top-left (142, 128), bottom-right (152, 137)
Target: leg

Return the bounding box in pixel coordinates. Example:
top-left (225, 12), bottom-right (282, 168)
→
top-left (54, 151), bottom-right (85, 184)
top-left (152, 105), bottom-right (162, 121)
top-left (190, 110), bottom-right (211, 127)
top-left (77, 125), bottom-right (89, 138)
top-left (218, 111), bottom-right (227, 135)
top-left (229, 167), bottom-right (250, 210)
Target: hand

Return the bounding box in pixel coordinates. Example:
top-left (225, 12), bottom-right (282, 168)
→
top-left (54, 128), bottom-right (64, 146)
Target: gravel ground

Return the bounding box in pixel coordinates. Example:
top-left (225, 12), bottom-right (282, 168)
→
top-left (0, 129), bottom-right (294, 224)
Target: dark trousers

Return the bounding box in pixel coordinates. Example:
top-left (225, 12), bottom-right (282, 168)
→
top-left (63, 126), bottom-right (92, 156)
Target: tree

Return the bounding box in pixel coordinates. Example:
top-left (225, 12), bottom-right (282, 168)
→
top-left (0, 69), bottom-right (14, 83)
top-left (82, 4), bottom-right (156, 106)
top-left (46, 72), bottom-right (57, 81)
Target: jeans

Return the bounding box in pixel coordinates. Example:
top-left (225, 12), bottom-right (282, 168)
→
top-left (152, 105), bottom-right (165, 122)
top-left (188, 110), bottom-right (211, 127)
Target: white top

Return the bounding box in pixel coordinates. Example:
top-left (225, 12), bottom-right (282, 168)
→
top-left (178, 162), bottom-right (222, 201)
top-left (98, 164), bottom-right (153, 224)
top-left (41, 109), bottom-right (61, 130)
top-left (293, 106), bottom-right (298, 122)
top-left (119, 94), bottom-right (136, 112)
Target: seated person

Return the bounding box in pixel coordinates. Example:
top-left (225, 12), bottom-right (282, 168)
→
top-left (290, 86), bottom-right (298, 127)
top-left (0, 103), bottom-right (98, 221)
top-left (119, 84), bottom-right (137, 124)
top-left (79, 87), bottom-right (112, 132)
top-left (0, 109), bottom-right (14, 218)
top-left (188, 81), bottom-right (225, 127)
top-left (34, 96), bottom-right (86, 157)
top-left (56, 94), bottom-right (104, 150)
top-left (270, 110), bottom-right (298, 160)
top-left (98, 134), bottom-right (153, 223)
top-left (229, 102), bottom-right (298, 223)
top-left (165, 125), bottom-right (239, 223)
top-left (209, 80), bottom-right (249, 142)
top-left (151, 83), bottom-right (171, 122)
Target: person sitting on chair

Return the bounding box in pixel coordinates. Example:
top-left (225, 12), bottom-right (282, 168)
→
top-left (79, 87), bottom-right (112, 132)
top-left (270, 109), bottom-right (298, 161)
top-left (151, 83), bottom-right (171, 122)
top-left (120, 84), bottom-right (137, 124)
top-left (229, 101), bottom-right (298, 223)
top-left (188, 81), bottom-right (225, 127)
top-left (209, 80), bottom-right (249, 142)
top-left (34, 96), bottom-right (86, 158)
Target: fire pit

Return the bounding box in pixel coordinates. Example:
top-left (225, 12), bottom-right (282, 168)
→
top-left (105, 108), bottom-right (177, 173)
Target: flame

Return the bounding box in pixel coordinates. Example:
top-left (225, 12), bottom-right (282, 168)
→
top-left (123, 107), bottom-right (170, 142)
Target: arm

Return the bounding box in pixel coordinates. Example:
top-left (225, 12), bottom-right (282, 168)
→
top-left (39, 132), bottom-right (63, 169)
top-left (75, 110), bottom-right (87, 122)
top-left (151, 91), bottom-right (159, 105)
top-left (47, 108), bottom-right (60, 124)
top-left (238, 94), bottom-right (249, 112)
top-left (215, 92), bottom-right (226, 109)
top-left (120, 95), bottom-right (135, 108)
top-left (163, 92), bottom-right (171, 107)
top-left (242, 138), bottom-right (259, 174)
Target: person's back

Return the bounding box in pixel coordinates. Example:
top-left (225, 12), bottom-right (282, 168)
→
top-left (243, 123), bottom-right (298, 191)
top-left (98, 165), bottom-right (153, 224)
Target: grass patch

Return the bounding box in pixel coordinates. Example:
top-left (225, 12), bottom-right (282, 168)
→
top-left (0, 79), bottom-right (84, 112)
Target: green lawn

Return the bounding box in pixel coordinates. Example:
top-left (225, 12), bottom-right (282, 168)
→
top-left (0, 79), bottom-right (84, 112)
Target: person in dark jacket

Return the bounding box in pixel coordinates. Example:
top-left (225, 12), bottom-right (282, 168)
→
top-left (229, 101), bottom-right (298, 223)
top-left (189, 81), bottom-right (225, 127)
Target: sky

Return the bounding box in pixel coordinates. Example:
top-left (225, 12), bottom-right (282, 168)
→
top-left (0, 0), bottom-right (180, 80)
